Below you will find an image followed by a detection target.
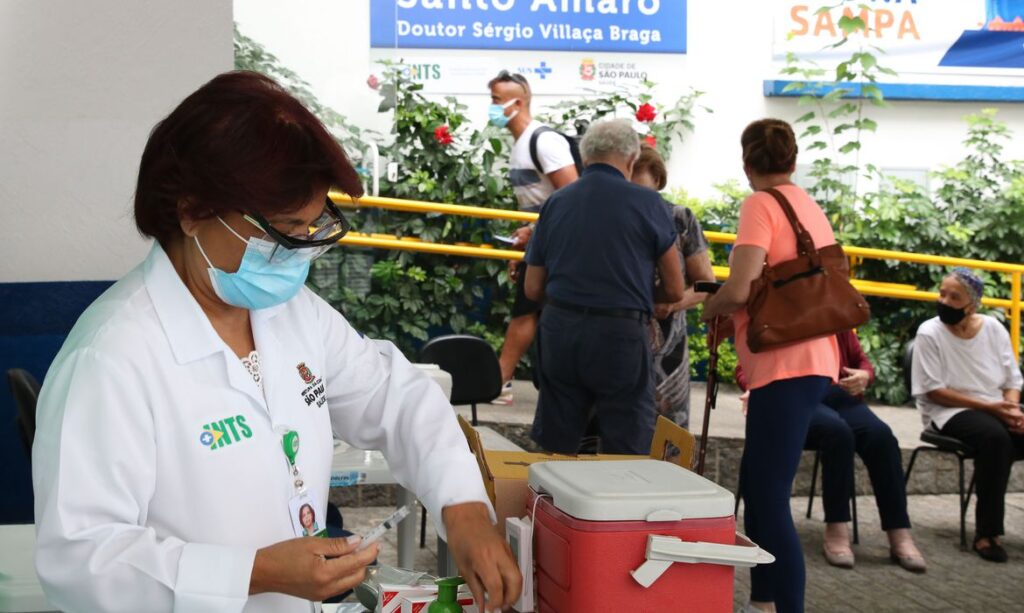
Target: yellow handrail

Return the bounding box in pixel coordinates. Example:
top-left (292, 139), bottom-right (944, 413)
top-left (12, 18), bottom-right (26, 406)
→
top-left (330, 192), bottom-right (1024, 356)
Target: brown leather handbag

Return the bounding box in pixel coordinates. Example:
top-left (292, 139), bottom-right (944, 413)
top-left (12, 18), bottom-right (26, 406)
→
top-left (745, 187), bottom-right (870, 353)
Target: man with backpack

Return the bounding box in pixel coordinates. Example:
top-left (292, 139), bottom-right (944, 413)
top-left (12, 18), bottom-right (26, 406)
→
top-left (487, 70), bottom-right (581, 403)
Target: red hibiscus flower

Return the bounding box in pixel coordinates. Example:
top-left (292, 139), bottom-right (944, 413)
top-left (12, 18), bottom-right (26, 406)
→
top-left (434, 125), bottom-right (453, 146)
top-left (366, 74), bottom-right (380, 90)
top-left (636, 103), bottom-right (657, 123)
top-left (644, 134), bottom-right (657, 147)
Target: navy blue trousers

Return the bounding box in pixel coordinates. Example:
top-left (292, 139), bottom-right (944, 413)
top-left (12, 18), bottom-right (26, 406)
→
top-left (532, 306), bottom-right (656, 455)
top-left (742, 375), bottom-right (830, 613)
top-left (807, 386), bottom-right (911, 530)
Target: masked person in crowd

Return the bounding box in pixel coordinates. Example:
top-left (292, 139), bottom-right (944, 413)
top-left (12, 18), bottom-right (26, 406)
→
top-left (32, 71), bottom-right (521, 613)
top-left (912, 267), bottom-right (1024, 563)
top-left (487, 70), bottom-right (579, 404)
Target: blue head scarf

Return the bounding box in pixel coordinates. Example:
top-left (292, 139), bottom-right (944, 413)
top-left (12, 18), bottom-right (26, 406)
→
top-left (949, 267), bottom-right (984, 307)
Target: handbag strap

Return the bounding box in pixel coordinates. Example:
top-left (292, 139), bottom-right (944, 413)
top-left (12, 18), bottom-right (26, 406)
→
top-left (763, 187), bottom-right (819, 259)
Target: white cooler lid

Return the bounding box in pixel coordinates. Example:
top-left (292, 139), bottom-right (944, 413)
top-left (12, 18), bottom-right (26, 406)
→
top-left (528, 459), bottom-right (735, 522)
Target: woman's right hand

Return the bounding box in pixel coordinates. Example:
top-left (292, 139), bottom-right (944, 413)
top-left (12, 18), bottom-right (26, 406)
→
top-left (249, 536), bottom-right (379, 601)
top-left (987, 400), bottom-right (1024, 429)
top-left (996, 403), bottom-right (1024, 432)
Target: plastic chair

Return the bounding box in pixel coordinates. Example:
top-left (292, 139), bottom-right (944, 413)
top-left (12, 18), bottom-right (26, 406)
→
top-left (420, 334), bottom-right (503, 427)
top-left (7, 368), bottom-right (41, 457)
top-left (902, 339), bottom-right (977, 550)
top-left (418, 334), bottom-right (503, 547)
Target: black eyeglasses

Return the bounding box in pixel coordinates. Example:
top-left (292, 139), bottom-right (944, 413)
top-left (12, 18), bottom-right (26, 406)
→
top-left (240, 196), bottom-right (352, 261)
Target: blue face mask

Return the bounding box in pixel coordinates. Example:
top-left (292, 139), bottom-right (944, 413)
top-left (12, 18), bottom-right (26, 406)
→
top-left (194, 218), bottom-right (312, 310)
top-left (488, 99), bottom-right (519, 128)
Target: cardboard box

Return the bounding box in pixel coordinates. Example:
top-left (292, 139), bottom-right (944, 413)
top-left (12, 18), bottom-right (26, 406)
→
top-left (458, 415), bottom-right (694, 533)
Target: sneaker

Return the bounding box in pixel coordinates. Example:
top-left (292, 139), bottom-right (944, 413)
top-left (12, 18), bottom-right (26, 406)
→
top-left (490, 381), bottom-right (514, 405)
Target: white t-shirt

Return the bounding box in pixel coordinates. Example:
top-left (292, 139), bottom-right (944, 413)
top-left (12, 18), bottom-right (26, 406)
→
top-left (911, 315), bottom-right (1023, 429)
top-left (509, 120), bottom-right (576, 211)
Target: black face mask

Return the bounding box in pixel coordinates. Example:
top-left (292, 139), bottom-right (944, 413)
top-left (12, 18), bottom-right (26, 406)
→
top-left (937, 301), bottom-right (968, 325)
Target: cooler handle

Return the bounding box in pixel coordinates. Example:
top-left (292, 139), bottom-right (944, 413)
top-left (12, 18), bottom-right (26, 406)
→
top-left (630, 534), bottom-right (776, 588)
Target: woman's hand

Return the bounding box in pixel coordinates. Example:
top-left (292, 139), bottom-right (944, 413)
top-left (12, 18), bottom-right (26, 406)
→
top-left (739, 390), bottom-right (750, 417)
top-left (249, 536), bottom-right (379, 601)
top-left (654, 301), bottom-right (680, 320)
top-left (991, 401), bottom-right (1024, 432)
top-left (700, 245), bottom-right (766, 320)
top-left (838, 367), bottom-right (871, 396)
top-left (443, 502), bottom-right (522, 612)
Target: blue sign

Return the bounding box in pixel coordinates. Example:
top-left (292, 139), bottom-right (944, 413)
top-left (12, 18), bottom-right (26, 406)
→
top-left (370, 0), bottom-right (687, 54)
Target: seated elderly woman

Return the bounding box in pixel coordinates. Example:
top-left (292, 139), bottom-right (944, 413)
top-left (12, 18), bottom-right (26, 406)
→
top-left (737, 330), bottom-right (926, 572)
top-left (912, 267), bottom-right (1024, 563)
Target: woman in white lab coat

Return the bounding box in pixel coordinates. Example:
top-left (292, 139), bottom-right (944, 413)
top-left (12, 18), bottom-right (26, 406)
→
top-left (32, 71), bottom-right (521, 613)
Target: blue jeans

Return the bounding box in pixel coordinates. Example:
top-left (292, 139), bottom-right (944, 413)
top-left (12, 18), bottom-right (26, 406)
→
top-left (741, 375), bottom-right (830, 613)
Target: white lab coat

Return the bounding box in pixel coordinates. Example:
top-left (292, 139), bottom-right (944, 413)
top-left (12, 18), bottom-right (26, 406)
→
top-left (32, 243), bottom-right (491, 613)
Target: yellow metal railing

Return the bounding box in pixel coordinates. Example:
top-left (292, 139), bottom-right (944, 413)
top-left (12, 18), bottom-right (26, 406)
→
top-left (330, 192), bottom-right (1024, 357)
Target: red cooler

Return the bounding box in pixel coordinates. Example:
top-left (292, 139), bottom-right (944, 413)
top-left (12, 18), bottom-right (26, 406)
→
top-left (528, 460), bottom-right (773, 613)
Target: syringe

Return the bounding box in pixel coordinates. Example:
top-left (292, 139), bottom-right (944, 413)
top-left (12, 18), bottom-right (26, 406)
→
top-left (355, 504), bottom-right (413, 551)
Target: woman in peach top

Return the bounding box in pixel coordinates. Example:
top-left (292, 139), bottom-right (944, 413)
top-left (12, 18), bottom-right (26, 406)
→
top-left (703, 119), bottom-right (840, 613)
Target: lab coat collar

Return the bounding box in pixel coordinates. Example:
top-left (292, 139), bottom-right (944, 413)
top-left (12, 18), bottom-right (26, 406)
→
top-left (144, 243), bottom-right (224, 365)
top-left (142, 242), bottom-right (287, 366)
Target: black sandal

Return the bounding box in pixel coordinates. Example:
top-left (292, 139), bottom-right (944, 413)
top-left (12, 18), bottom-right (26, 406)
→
top-left (973, 536), bottom-right (1008, 563)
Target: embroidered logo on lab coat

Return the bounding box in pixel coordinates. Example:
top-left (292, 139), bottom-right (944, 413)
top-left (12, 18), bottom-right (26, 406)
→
top-left (297, 362), bottom-right (315, 384)
top-left (297, 362), bottom-right (326, 408)
top-left (199, 415), bottom-right (253, 450)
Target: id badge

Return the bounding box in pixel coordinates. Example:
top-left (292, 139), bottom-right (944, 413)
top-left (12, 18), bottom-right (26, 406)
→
top-left (288, 491), bottom-right (327, 538)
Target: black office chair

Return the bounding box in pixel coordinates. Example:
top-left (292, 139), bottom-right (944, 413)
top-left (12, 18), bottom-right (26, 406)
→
top-left (7, 368), bottom-right (41, 457)
top-left (418, 334), bottom-right (503, 547)
top-left (420, 334), bottom-right (503, 427)
top-left (902, 339), bottom-right (977, 551)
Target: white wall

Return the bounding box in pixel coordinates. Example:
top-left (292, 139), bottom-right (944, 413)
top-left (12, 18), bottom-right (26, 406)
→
top-left (234, 0), bottom-right (1024, 203)
top-left (0, 0), bottom-right (234, 282)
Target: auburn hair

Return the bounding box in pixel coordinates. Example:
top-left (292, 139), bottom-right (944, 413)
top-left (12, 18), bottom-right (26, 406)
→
top-left (134, 71), bottom-right (363, 244)
top-left (634, 144), bottom-right (668, 191)
top-left (741, 118), bottom-right (798, 175)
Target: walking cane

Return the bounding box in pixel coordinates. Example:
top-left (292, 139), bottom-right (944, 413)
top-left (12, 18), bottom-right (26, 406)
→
top-left (695, 314), bottom-right (723, 475)
top-left (693, 281), bottom-right (726, 476)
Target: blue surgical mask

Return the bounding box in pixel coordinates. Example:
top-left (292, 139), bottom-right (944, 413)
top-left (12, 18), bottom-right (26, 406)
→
top-left (194, 218), bottom-right (312, 310)
top-left (488, 99), bottom-right (519, 128)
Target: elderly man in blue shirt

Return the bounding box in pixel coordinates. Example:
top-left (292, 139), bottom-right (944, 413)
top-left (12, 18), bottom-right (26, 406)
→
top-left (523, 119), bottom-right (685, 454)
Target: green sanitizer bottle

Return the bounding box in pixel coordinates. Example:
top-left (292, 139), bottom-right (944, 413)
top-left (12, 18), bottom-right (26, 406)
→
top-left (428, 576), bottom-right (465, 613)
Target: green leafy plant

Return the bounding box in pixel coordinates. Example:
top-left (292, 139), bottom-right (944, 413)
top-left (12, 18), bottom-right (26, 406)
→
top-left (781, 2), bottom-right (896, 236)
top-left (233, 25), bottom-right (364, 155)
top-left (539, 81), bottom-right (708, 160)
top-left (687, 308), bottom-right (739, 385)
top-left (321, 61), bottom-right (523, 360)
